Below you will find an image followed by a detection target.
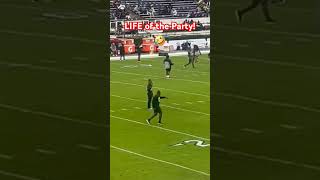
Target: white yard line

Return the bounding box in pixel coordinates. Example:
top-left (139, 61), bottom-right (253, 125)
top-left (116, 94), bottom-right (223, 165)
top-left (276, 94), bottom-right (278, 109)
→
top-left (0, 29), bottom-right (104, 44)
top-left (111, 94), bottom-right (210, 116)
top-left (0, 61), bottom-right (104, 79)
top-left (232, 43), bottom-right (249, 48)
top-left (215, 54), bottom-right (320, 71)
top-left (111, 145), bottom-right (210, 176)
top-left (214, 92), bottom-right (320, 114)
top-left (240, 128), bottom-right (263, 134)
top-left (111, 115), bottom-right (210, 141)
top-left (280, 124), bottom-right (299, 130)
top-left (35, 149), bottom-right (57, 155)
top-left (216, 25), bottom-right (320, 39)
top-left (263, 40), bottom-right (281, 45)
top-left (0, 170), bottom-right (42, 180)
top-left (111, 71), bottom-right (209, 85)
top-left (40, 59), bottom-right (56, 64)
top-left (215, 147), bottom-right (320, 171)
top-left (111, 81), bottom-right (209, 97)
top-left (0, 103), bottom-right (106, 128)
top-left (77, 144), bottom-right (100, 151)
top-left (0, 153), bottom-right (13, 160)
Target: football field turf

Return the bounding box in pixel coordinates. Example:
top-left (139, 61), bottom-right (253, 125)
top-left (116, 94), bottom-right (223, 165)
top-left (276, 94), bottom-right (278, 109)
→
top-left (110, 55), bottom-right (210, 180)
top-left (213, 1), bottom-right (320, 179)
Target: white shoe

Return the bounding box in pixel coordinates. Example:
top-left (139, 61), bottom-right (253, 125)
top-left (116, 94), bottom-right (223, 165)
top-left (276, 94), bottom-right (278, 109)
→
top-left (146, 119), bottom-right (151, 125)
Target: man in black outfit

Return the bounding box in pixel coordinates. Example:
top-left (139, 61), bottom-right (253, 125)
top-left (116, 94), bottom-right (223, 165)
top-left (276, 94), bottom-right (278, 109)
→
top-left (119, 43), bottom-right (125, 60)
top-left (146, 79), bottom-right (153, 110)
top-left (137, 43), bottom-right (142, 62)
top-left (235, 0), bottom-right (286, 23)
top-left (146, 90), bottom-right (167, 125)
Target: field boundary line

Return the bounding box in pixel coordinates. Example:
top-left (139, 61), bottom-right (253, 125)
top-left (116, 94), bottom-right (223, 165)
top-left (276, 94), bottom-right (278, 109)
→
top-left (0, 153), bottom-right (13, 160)
top-left (215, 92), bottom-right (320, 114)
top-left (111, 94), bottom-right (210, 116)
top-left (111, 115), bottom-right (210, 141)
top-left (0, 103), bottom-right (106, 128)
top-left (215, 54), bottom-right (320, 71)
top-left (111, 145), bottom-right (210, 176)
top-left (0, 61), bottom-right (105, 78)
top-left (0, 170), bottom-right (42, 180)
top-left (215, 25), bottom-right (320, 38)
top-left (111, 71), bottom-right (209, 85)
top-left (215, 147), bottom-right (320, 171)
top-left (111, 81), bottom-right (209, 97)
top-left (0, 29), bottom-right (104, 44)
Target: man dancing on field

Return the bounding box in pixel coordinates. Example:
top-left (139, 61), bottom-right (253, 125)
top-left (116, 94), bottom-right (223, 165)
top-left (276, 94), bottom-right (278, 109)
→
top-left (235, 0), bottom-right (286, 23)
top-left (146, 90), bottom-right (167, 125)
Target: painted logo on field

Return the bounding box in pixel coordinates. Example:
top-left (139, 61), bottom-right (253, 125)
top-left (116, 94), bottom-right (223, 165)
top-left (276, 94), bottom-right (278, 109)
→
top-left (173, 140), bottom-right (210, 148)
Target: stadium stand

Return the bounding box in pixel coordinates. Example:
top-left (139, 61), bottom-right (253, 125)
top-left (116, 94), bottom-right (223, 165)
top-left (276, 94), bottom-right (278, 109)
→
top-left (110, 0), bottom-right (209, 21)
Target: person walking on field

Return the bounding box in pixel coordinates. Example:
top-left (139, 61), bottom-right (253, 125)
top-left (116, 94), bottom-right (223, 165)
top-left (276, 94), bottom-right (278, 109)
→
top-left (235, 0), bottom-right (286, 23)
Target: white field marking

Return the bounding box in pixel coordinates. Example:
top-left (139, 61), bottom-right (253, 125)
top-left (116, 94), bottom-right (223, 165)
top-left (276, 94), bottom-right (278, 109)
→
top-left (215, 92), bottom-right (320, 114)
top-left (0, 29), bottom-right (104, 44)
top-left (112, 61), bottom-right (209, 75)
top-left (197, 101), bottom-right (205, 103)
top-left (40, 59), bottom-right (56, 63)
top-left (264, 40), bottom-right (281, 45)
top-left (215, 54), bottom-right (320, 71)
top-left (240, 128), bottom-right (263, 134)
top-left (111, 71), bottom-right (209, 85)
top-left (111, 116), bottom-right (210, 141)
top-left (110, 81), bottom-right (209, 98)
top-left (280, 124), bottom-right (299, 130)
top-left (211, 133), bottom-right (223, 138)
top-left (214, 147), bottom-right (320, 171)
top-left (232, 43), bottom-right (249, 48)
top-left (0, 153), bottom-right (13, 160)
top-left (111, 145), bottom-right (210, 176)
top-left (172, 103), bottom-right (180, 106)
top-left (110, 110), bottom-right (115, 112)
top-left (0, 103), bottom-right (107, 128)
top-left (77, 144), bottom-right (100, 151)
top-left (216, 2), bottom-right (314, 13)
top-left (186, 102), bottom-right (193, 104)
top-left (0, 61), bottom-right (105, 78)
top-left (134, 107), bottom-right (142, 109)
top-left (111, 95), bottom-right (210, 116)
top-left (0, 170), bottom-right (42, 180)
top-left (35, 149), bottom-right (57, 155)
top-left (215, 25), bottom-right (320, 39)
top-left (294, 38), bottom-right (312, 42)
top-left (72, 57), bottom-right (89, 61)
top-left (121, 108), bottom-right (128, 111)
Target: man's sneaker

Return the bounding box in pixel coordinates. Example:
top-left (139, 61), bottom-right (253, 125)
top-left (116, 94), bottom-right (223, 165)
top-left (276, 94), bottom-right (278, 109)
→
top-left (157, 122), bottom-right (162, 125)
top-left (146, 119), bottom-right (151, 125)
top-left (265, 19), bottom-right (276, 24)
top-left (235, 10), bottom-right (242, 23)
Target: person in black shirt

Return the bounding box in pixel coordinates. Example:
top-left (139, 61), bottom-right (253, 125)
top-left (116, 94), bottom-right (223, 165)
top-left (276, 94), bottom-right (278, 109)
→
top-left (146, 79), bottom-right (153, 109)
top-left (184, 45), bottom-right (194, 68)
top-left (163, 54), bottom-right (174, 78)
top-left (192, 44), bottom-right (201, 63)
top-left (146, 90), bottom-right (167, 125)
top-left (137, 43), bottom-right (142, 62)
top-left (119, 43), bottom-right (125, 60)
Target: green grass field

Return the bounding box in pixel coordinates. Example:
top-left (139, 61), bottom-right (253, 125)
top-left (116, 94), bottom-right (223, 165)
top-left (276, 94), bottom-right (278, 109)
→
top-left (213, 1), bottom-right (320, 179)
top-left (0, 1), bottom-right (107, 179)
top-left (110, 55), bottom-right (210, 180)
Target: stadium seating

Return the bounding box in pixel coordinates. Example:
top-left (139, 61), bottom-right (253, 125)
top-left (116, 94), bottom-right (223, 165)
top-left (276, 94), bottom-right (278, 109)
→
top-left (110, 0), bottom-right (209, 21)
